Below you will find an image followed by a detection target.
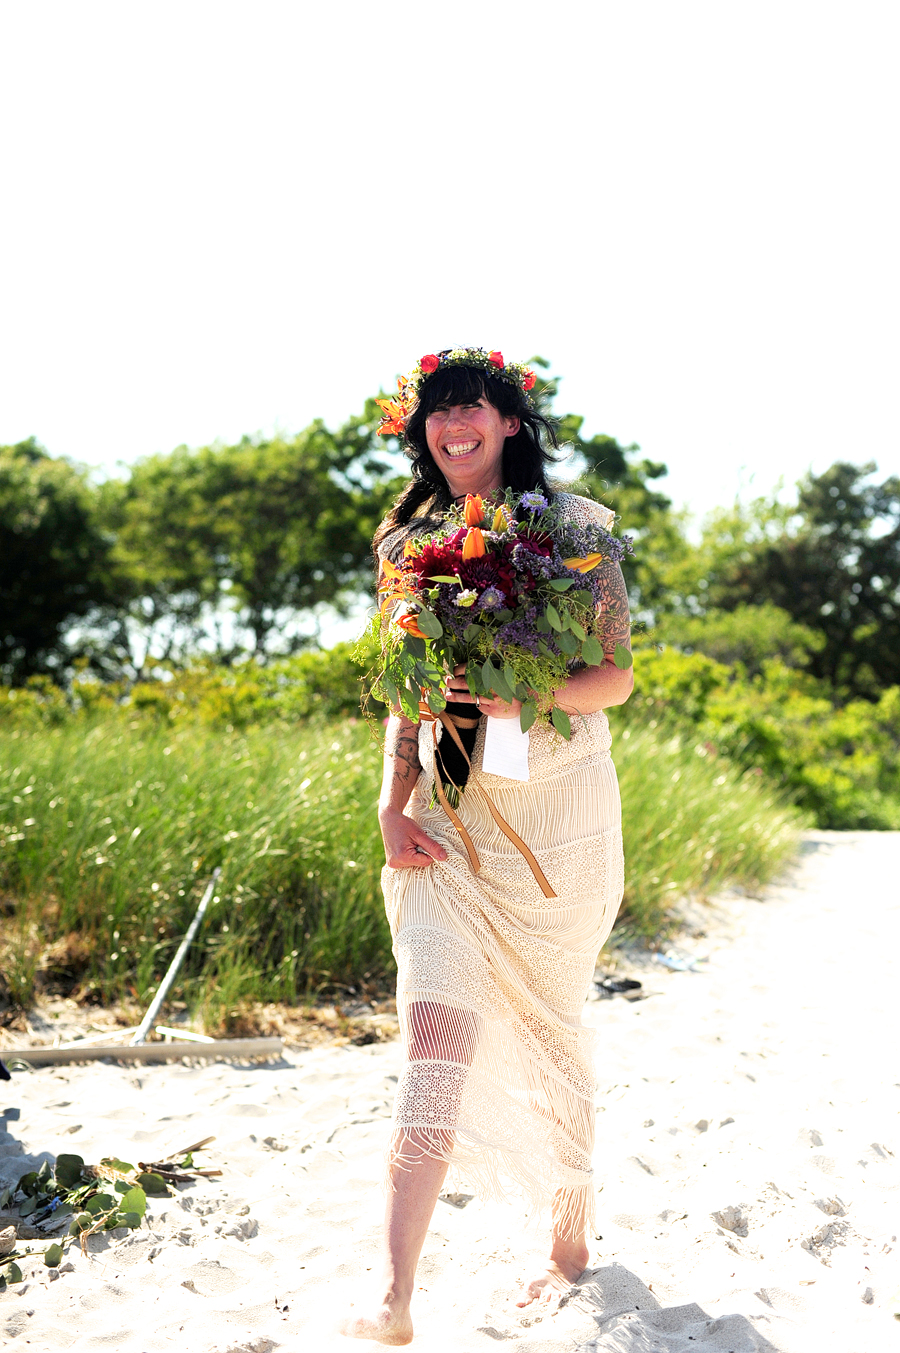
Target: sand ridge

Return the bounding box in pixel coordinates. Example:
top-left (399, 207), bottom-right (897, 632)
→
top-left (1, 830), bottom-right (898, 1351)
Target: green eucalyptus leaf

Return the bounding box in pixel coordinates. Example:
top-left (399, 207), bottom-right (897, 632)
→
top-left (398, 686), bottom-right (418, 719)
top-left (426, 574), bottom-right (461, 584)
top-left (495, 609), bottom-right (514, 622)
top-left (551, 706), bottom-right (572, 739)
top-left (481, 659), bottom-right (498, 689)
top-left (574, 589), bottom-right (593, 606)
top-left (416, 608), bottom-right (443, 639)
top-left (519, 702), bottom-right (537, 734)
top-left (545, 604), bottom-right (562, 632)
top-left (614, 643), bottom-right (634, 669)
top-left (548, 577), bottom-right (576, 591)
top-left (535, 616), bottom-right (551, 634)
top-left (43, 1242), bottom-right (63, 1268)
top-left (426, 689), bottom-right (447, 714)
top-left (405, 636), bottom-right (426, 659)
top-left (494, 672), bottom-right (516, 703)
top-left (55, 1155), bottom-right (86, 1189)
top-left (556, 631), bottom-right (579, 655)
top-left (19, 1197), bottom-right (37, 1217)
top-left (382, 676), bottom-right (399, 708)
top-left (581, 635), bottom-right (605, 666)
top-left (569, 618), bottom-right (587, 641)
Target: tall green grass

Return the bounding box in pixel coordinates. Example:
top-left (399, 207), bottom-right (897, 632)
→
top-left (0, 714), bottom-right (802, 1028)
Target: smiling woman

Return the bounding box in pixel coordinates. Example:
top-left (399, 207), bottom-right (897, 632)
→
top-left (342, 348), bottom-right (633, 1346)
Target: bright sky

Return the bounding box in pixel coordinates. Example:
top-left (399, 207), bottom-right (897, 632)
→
top-left (2, 1), bottom-right (898, 522)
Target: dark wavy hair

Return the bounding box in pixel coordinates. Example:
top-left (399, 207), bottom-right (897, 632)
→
top-left (372, 361), bottom-right (559, 561)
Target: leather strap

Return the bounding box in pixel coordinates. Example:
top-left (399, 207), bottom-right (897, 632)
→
top-left (435, 712), bottom-right (557, 900)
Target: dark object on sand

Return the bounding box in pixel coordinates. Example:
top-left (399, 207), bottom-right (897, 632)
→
top-left (595, 975), bottom-right (643, 999)
top-left (0, 1060), bottom-right (10, 1081)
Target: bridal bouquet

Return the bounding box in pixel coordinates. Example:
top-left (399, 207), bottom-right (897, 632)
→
top-left (365, 490), bottom-right (633, 739)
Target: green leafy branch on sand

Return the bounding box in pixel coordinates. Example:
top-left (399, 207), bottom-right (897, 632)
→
top-left (0, 1138), bottom-right (219, 1288)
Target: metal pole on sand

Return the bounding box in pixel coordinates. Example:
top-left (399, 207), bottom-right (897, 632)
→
top-left (130, 867), bottom-right (222, 1046)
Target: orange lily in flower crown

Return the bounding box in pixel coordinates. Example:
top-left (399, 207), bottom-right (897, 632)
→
top-left (376, 380), bottom-right (409, 437)
top-left (462, 526), bottom-right (486, 560)
top-left (464, 493), bottom-right (485, 527)
top-left (562, 552), bottom-right (605, 573)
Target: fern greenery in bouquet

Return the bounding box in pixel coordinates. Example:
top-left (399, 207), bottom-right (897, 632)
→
top-left (364, 489), bottom-right (634, 740)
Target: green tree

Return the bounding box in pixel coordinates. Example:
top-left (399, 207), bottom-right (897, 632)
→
top-left (99, 403), bottom-right (403, 671)
top-left (0, 440), bottom-right (113, 683)
top-left (691, 463), bottom-right (899, 698)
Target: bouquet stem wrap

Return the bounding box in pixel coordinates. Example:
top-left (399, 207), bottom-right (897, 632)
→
top-left (423, 705), bottom-right (557, 900)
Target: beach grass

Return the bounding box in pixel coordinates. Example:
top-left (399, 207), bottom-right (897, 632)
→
top-left (0, 713), bottom-right (803, 1028)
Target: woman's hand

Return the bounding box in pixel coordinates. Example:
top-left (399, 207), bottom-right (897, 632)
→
top-left (444, 662), bottom-right (522, 721)
top-left (379, 806), bottom-right (448, 870)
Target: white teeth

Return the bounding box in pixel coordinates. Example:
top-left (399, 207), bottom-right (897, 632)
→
top-left (445, 441), bottom-right (478, 457)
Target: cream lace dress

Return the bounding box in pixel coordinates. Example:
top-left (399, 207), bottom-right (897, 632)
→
top-left (380, 494), bottom-right (625, 1235)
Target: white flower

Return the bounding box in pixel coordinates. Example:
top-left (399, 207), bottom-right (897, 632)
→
top-left (454, 589), bottom-right (478, 608)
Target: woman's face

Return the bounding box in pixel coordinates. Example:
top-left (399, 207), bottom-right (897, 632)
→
top-left (424, 393), bottom-right (520, 499)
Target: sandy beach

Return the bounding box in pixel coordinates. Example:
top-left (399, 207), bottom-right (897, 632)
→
top-left (1, 829), bottom-right (898, 1352)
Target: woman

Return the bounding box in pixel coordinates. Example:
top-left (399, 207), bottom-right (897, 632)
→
top-left (341, 348), bottom-right (633, 1345)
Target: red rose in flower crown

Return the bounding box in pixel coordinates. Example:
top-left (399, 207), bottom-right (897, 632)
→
top-left (488, 350), bottom-right (504, 368)
top-left (523, 369), bottom-right (536, 391)
top-left (419, 353), bottom-right (440, 373)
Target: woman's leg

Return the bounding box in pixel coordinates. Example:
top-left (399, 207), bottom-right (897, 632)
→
top-left (516, 1186), bottom-right (591, 1307)
top-left (339, 1132), bottom-right (449, 1345)
top-left (340, 1000), bottom-right (476, 1344)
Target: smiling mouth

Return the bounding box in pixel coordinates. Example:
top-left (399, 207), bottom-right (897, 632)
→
top-left (443, 440), bottom-right (480, 458)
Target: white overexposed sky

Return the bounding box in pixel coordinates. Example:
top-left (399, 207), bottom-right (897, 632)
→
top-left (1, 0), bottom-right (898, 522)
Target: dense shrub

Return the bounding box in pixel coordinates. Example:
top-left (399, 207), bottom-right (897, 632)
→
top-left (625, 646), bottom-right (900, 829)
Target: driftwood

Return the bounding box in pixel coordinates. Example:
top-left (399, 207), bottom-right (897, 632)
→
top-left (137, 1136), bottom-right (223, 1182)
top-left (4, 1037), bottom-right (283, 1067)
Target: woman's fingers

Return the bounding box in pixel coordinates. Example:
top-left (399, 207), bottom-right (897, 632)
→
top-left (385, 825), bottom-right (447, 869)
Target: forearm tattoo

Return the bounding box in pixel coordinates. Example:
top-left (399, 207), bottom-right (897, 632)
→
top-left (595, 560), bottom-right (632, 658)
top-left (385, 718), bottom-right (421, 790)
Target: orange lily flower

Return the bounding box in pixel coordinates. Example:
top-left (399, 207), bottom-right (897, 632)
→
top-left (464, 493), bottom-right (485, 526)
top-left (396, 612), bottom-right (426, 639)
top-left (562, 553), bottom-right (605, 574)
top-left (492, 504), bottom-right (512, 531)
top-left (462, 526), bottom-right (486, 559)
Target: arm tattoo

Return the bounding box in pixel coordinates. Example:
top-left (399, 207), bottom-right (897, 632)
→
top-left (385, 719), bottom-right (421, 787)
top-left (595, 560), bottom-right (632, 658)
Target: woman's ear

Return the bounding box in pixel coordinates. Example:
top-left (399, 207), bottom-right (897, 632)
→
top-left (505, 415), bottom-right (521, 438)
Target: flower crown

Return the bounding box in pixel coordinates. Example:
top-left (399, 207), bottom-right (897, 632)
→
top-left (376, 347), bottom-right (537, 438)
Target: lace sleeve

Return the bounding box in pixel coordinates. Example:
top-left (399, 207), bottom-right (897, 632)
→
top-left (554, 491), bottom-right (616, 531)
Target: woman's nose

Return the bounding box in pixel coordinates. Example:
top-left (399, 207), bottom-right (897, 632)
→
top-left (446, 405), bottom-right (468, 428)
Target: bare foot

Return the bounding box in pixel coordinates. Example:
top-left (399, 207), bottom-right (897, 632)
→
top-left (516, 1247), bottom-right (589, 1309)
top-left (338, 1301), bottom-right (414, 1346)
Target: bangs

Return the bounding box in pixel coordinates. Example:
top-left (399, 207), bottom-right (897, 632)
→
top-left (415, 364), bottom-right (490, 415)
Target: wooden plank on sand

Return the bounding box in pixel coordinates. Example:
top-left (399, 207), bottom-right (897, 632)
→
top-left (6, 1038), bottom-right (283, 1066)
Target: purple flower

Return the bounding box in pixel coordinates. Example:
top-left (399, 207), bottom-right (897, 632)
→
top-left (520, 491), bottom-right (548, 513)
top-left (477, 586), bottom-right (504, 612)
